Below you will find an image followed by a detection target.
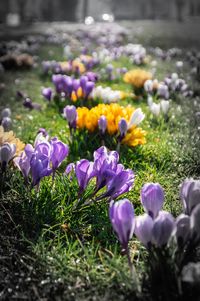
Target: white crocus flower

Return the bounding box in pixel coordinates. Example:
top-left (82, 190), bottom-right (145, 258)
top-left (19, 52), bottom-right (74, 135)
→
top-left (149, 102), bottom-right (161, 117)
top-left (160, 100), bottom-right (170, 115)
top-left (147, 95), bottom-right (153, 106)
top-left (128, 108), bottom-right (145, 129)
top-left (144, 79), bottom-right (154, 93)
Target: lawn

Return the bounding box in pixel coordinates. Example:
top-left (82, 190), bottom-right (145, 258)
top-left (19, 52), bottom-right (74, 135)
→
top-left (0, 23), bottom-right (200, 300)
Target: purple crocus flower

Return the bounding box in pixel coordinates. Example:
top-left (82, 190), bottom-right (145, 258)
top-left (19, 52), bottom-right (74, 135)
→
top-left (109, 198), bottom-right (135, 249)
top-left (85, 71), bottom-right (98, 82)
top-left (75, 159), bottom-right (94, 194)
top-left (180, 179), bottom-right (200, 215)
top-left (1, 108), bottom-right (11, 119)
top-left (80, 76), bottom-right (88, 91)
top-left (152, 211), bottom-right (175, 247)
top-left (1, 117), bottom-right (12, 131)
top-left (174, 214), bottom-right (190, 247)
top-left (62, 76), bottom-right (73, 96)
top-left (30, 153), bottom-right (52, 187)
top-left (73, 79), bottom-right (80, 92)
top-left (141, 183), bottom-right (164, 219)
top-left (85, 81), bottom-right (94, 98)
top-left (93, 146), bottom-right (119, 190)
top-left (63, 105), bottom-right (77, 129)
top-left (135, 213), bottom-right (154, 247)
top-left (42, 87), bottom-right (52, 101)
top-left (52, 74), bottom-right (64, 93)
top-left (50, 137), bottom-right (69, 172)
top-left (118, 118), bottom-right (128, 139)
top-left (98, 116), bottom-right (107, 134)
top-left (103, 169), bottom-right (134, 199)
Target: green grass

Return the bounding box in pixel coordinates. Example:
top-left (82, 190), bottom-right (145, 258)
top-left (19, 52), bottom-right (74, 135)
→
top-left (0, 41), bottom-right (199, 300)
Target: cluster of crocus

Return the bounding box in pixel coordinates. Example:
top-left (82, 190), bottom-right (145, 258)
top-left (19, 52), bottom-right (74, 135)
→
top-left (123, 69), bottom-right (152, 90)
top-left (42, 59), bottom-right (86, 75)
top-left (65, 146), bottom-right (134, 201)
top-left (148, 98), bottom-right (170, 117)
top-left (110, 178), bottom-right (200, 252)
top-left (14, 132), bottom-right (69, 187)
top-left (51, 74), bottom-right (95, 103)
top-left (124, 44), bottom-right (147, 65)
top-left (76, 104), bottom-right (146, 147)
top-left (0, 108), bottom-right (12, 131)
top-left (91, 85), bottom-right (126, 103)
top-left (164, 73), bottom-right (193, 98)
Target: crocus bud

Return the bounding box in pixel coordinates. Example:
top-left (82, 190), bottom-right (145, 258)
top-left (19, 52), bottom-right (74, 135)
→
top-left (1, 108), bottom-right (11, 119)
top-left (42, 87), bottom-right (52, 101)
top-left (118, 118), bottom-right (128, 138)
top-left (0, 143), bottom-right (16, 171)
top-left (109, 199), bottom-right (135, 249)
top-left (174, 214), bottom-right (190, 247)
top-left (152, 211), bottom-right (174, 247)
top-left (190, 203), bottom-right (200, 242)
top-left (98, 116), bottom-right (107, 134)
top-left (85, 81), bottom-right (94, 98)
top-left (128, 108), bottom-right (145, 129)
top-left (135, 213), bottom-right (154, 247)
top-left (160, 100), bottom-right (170, 115)
top-left (180, 179), bottom-right (200, 215)
top-left (63, 105), bottom-right (77, 129)
top-left (1, 116), bottom-right (12, 131)
top-left (141, 183), bottom-right (164, 219)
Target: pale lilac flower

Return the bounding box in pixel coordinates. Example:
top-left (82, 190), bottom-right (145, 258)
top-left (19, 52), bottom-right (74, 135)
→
top-left (1, 117), bottom-right (12, 131)
top-left (1, 108), bottom-right (11, 119)
top-left (63, 105), bottom-right (77, 129)
top-left (141, 183), bottom-right (164, 219)
top-left (174, 214), bottom-right (190, 247)
top-left (180, 179), bottom-right (200, 214)
top-left (152, 211), bottom-right (175, 247)
top-left (135, 214), bottom-right (154, 247)
top-left (42, 87), bottom-right (52, 101)
top-left (118, 118), bottom-right (128, 138)
top-left (109, 198), bottom-right (135, 249)
top-left (0, 143), bottom-right (16, 170)
top-left (98, 116), bottom-right (107, 134)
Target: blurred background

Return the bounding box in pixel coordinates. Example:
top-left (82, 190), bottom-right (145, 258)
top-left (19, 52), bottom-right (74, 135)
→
top-left (0, 0), bottom-right (200, 25)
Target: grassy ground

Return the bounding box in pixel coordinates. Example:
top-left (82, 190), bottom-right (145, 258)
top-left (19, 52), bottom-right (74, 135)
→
top-left (0, 33), bottom-right (200, 300)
